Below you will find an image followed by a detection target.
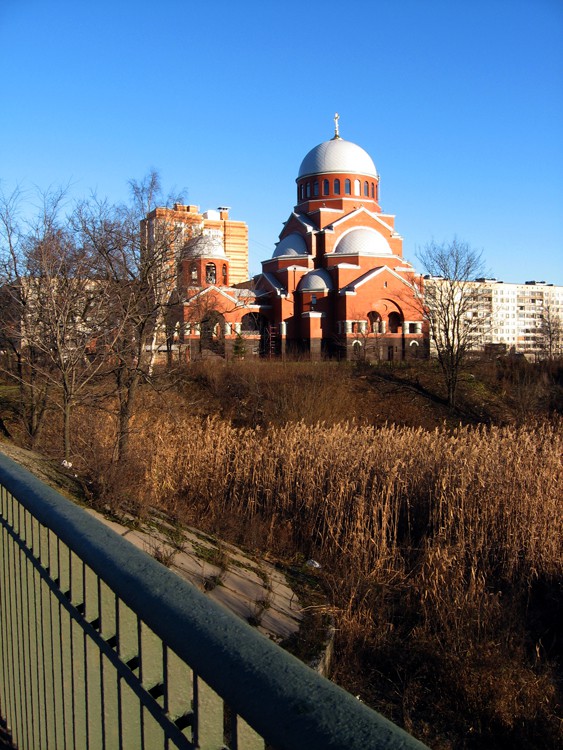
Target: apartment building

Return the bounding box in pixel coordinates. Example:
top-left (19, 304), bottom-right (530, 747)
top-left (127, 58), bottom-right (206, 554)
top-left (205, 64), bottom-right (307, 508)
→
top-left (426, 277), bottom-right (563, 359)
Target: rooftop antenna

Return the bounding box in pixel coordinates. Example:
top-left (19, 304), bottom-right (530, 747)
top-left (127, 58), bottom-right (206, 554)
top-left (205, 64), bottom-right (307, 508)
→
top-left (333, 112), bottom-right (341, 140)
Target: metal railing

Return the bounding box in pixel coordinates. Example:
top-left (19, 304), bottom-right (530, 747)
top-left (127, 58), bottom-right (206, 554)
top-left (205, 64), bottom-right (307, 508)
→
top-left (0, 451), bottom-right (428, 750)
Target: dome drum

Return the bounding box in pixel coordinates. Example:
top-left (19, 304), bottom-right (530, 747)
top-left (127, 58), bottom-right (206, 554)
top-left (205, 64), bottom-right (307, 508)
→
top-left (297, 173), bottom-right (379, 206)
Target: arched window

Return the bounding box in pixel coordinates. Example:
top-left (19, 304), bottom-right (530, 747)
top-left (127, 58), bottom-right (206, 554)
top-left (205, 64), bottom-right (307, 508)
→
top-left (190, 263), bottom-right (198, 282)
top-left (354, 179), bottom-right (361, 196)
top-left (322, 179), bottom-right (329, 196)
top-left (344, 179), bottom-right (351, 195)
top-left (306, 182), bottom-right (311, 198)
top-left (205, 263), bottom-right (216, 284)
top-left (364, 181), bottom-right (369, 197)
top-left (241, 313), bottom-right (261, 332)
top-left (313, 180), bottom-right (319, 197)
top-left (371, 183), bottom-right (375, 198)
top-left (300, 184), bottom-right (305, 200)
top-left (222, 264), bottom-right (227, 283)
top-left (334, 179), bottom-right (341, 195)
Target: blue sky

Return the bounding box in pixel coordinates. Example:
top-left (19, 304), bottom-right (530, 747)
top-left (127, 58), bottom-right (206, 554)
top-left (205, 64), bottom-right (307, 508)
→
top-left (1, 0), bottom-right (562, 283)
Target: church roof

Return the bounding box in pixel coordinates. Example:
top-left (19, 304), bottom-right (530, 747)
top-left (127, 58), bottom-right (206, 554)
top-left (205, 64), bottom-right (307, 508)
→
top-left (298, 138), bottom-right (377, 179)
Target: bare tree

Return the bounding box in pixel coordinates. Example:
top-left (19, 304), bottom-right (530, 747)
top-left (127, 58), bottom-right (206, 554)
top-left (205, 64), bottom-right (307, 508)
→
top-left (0, 189), bottom-right (36, 439)
top-left (0, 186), bottom-right (62, 444)
top-left (416, 239), bottom-right (487, 408)
top-left (73, 171), bottom-right (182, 462)
top-left (538, 303), bottom-right (563, 361)
top-left (27, 233), bottom-right (121, 460)
top-left (0, 185), bottom-right (120, 458)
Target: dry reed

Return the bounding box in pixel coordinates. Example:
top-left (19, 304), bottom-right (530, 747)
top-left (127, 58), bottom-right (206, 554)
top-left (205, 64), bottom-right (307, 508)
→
top-left (68, 392), bottom-right (562, 748)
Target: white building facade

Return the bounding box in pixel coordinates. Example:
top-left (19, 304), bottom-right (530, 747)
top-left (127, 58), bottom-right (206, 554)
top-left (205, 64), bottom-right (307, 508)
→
top-left (426, 277), bottom-right (563, 359)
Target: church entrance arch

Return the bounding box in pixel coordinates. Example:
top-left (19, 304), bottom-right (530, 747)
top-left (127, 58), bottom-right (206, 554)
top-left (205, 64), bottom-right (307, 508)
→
top-left (200, 311), bottom-right (225, 356)
top-left (241, 313), bottom-right (271, 355)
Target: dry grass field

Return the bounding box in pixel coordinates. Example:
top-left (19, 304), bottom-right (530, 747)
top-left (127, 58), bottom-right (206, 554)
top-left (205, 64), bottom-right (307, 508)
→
top-left (2, 358), bottom-right (562, 748)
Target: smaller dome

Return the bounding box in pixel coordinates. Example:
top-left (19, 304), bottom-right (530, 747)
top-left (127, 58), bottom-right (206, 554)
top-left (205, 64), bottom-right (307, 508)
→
top-left (184, 234), bottom-right (227, 259)
top-left (273, 232), bottom-right (308, 258)
top-left (334, 228), bottom-right (392, 256)
top-left (297, 268), bottom-right (333, 292)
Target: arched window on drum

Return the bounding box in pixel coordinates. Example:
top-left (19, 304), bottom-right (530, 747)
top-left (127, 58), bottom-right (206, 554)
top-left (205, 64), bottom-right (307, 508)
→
top-left (205, 263), bottom-right (216, 284)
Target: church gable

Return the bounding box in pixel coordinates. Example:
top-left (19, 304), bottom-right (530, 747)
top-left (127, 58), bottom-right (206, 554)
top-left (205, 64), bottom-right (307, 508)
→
top-left (323, 208), bottom-right (401, 258)
top-left (280, 212), bottom-right (317, 238)
top-left (343, 264), bottom-right (416, 294)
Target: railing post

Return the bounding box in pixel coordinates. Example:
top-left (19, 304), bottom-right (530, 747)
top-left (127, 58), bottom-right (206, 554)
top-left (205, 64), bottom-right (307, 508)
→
top-left (195, 676), bottom-right (224, 749)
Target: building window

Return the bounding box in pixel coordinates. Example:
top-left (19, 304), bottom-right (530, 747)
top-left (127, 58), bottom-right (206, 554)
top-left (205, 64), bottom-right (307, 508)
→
top-left (205, 263), bottom-right (216, 284)
top-left (368, 311), bottom-right (382, 333)
top-left (222, 264), bottom-right (227, 283)
top-left (241, 312), bottom-right (263, 333)
top-left (334, 179), bottom-right (341, 195)
top-left (313, 180), bottom-right (319, 197)
top-left (371, 183), bottom-right (375, 198)
top-left (299, 184), bottom-right (304, 200)
top-left (388, 311), bottom-right (402, 333)
top-left (364, 181), bottom-right (369, 197)
top-left (323, 179), bottom-right (329, 196)
top-left (190, 263), bottom-right (198, 282)
top-left (345, 179), bottom-right (351, 195)
top-left (354, 179), bottom-right (361, 196)
top-left (306, 182), bottom-right (311, 198)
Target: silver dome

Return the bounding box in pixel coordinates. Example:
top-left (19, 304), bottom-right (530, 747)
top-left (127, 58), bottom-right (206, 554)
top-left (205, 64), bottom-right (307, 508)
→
top-left (297, 268), bottom-right (333, 292)
top-left (334, 228), bottom-right (392, 256)
top-left (184, 234), bottom-right (227, 259)
top-left (298, 138), bottom-right (377, 179)
top-left (272, 232), bottom-right (308, 258)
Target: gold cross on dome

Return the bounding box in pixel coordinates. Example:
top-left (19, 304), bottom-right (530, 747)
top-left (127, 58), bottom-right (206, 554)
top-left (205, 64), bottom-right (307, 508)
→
top-left (334, 112), bottom-right (340, 138)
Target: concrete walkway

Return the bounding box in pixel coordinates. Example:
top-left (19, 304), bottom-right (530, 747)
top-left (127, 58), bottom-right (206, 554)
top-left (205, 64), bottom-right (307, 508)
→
top-left (85, 507), bottom-right (304, 644)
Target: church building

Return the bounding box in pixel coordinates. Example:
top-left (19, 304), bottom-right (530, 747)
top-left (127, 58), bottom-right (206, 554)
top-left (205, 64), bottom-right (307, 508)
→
top-left (254, 117), bottom-right (426, 360)
top-left (151, 119), bottom-right (426, 361)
